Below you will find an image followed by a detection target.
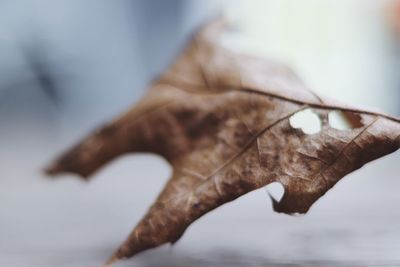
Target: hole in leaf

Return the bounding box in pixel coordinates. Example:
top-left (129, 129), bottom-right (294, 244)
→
top-left (328, 110), bottom-right (363, 130)
top-left (289, 109), bottom-right (322, 134)
top-left (265, 182), bottom-right (285, 202)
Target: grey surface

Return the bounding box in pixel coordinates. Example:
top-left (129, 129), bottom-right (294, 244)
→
top-left (1, 126), bottom-right (400, 267)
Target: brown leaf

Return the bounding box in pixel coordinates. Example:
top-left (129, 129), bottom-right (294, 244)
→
top-left (45, 19), bottom-right (400, 265)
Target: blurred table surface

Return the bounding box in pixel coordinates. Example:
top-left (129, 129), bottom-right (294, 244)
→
top-left (1, 128), bottom-right (400, 267)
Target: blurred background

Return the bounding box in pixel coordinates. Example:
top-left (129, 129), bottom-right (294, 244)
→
top-left (0, 0), bottom-right (399, 266)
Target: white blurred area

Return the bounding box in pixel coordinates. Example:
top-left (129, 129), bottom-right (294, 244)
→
top-left (0, 1), bottom-right (400, 266)
top-left (214, 0), bottom-right (400, 114)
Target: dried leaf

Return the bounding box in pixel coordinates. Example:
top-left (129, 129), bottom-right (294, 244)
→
top-left (45, 19), bottom-right (400, 265)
